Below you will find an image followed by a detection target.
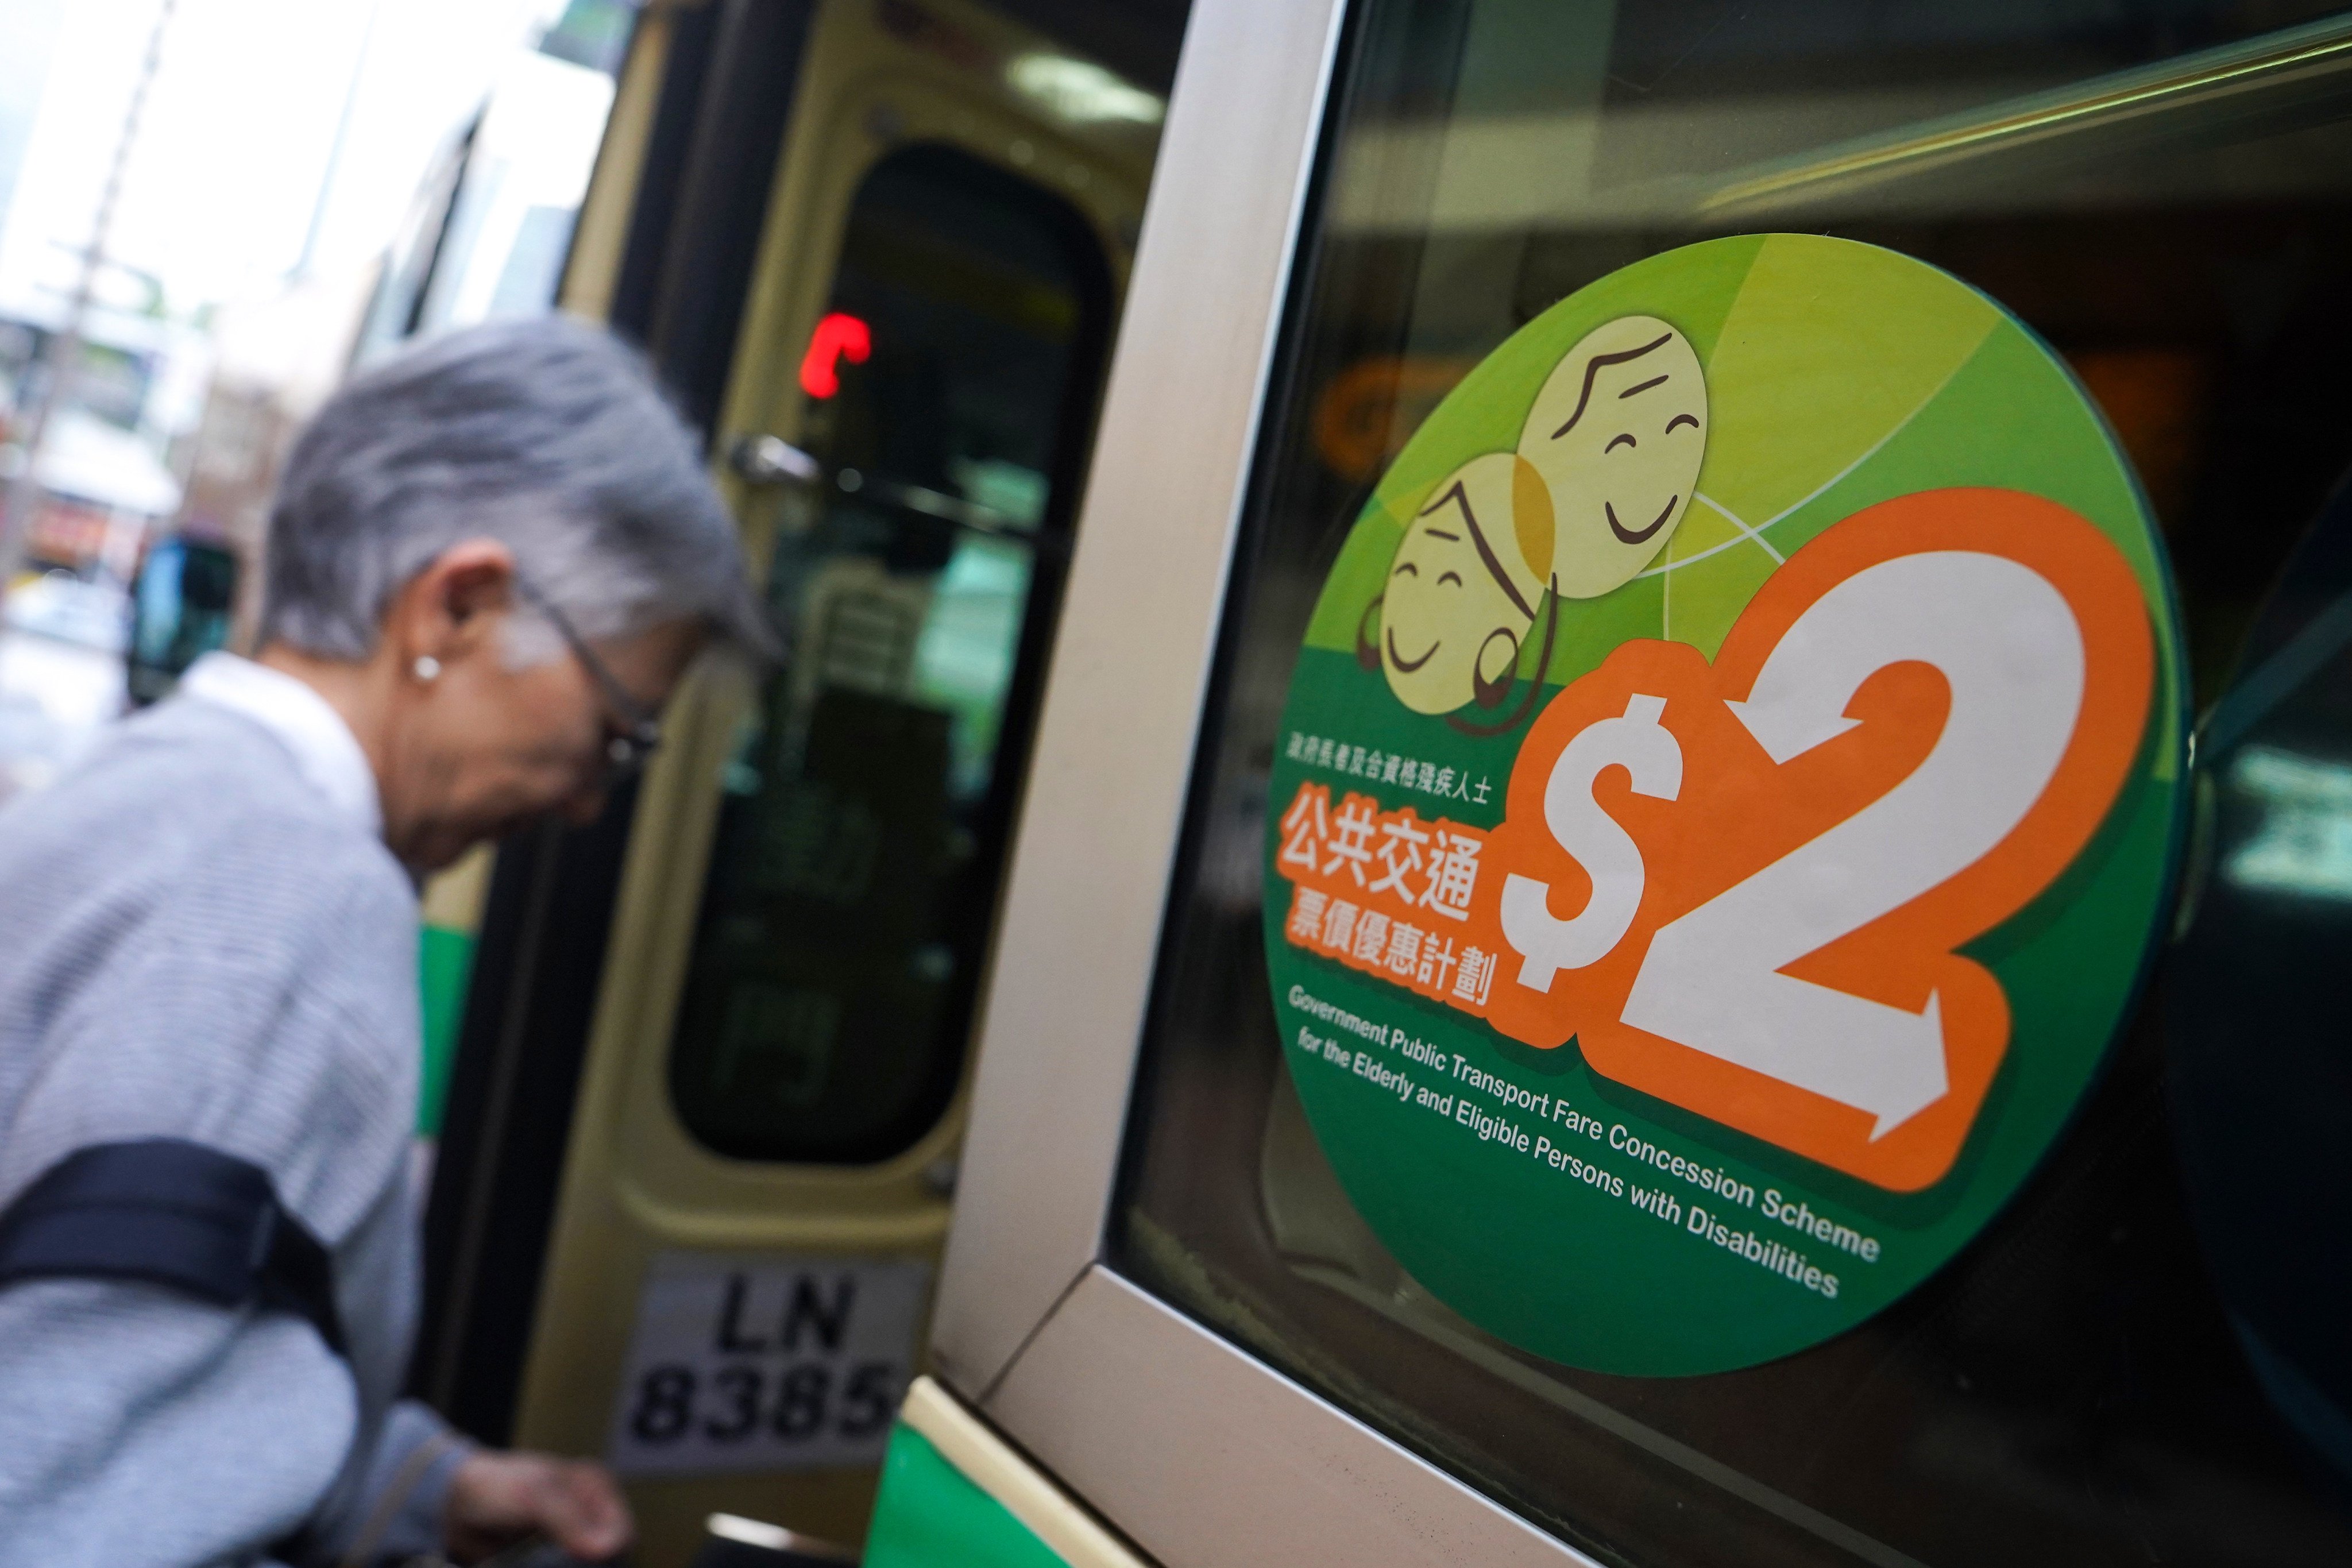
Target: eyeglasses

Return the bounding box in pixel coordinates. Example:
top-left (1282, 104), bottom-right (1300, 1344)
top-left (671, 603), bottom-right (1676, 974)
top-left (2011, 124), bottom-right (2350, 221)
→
top-left (512, 577), bottom-right (665, 781)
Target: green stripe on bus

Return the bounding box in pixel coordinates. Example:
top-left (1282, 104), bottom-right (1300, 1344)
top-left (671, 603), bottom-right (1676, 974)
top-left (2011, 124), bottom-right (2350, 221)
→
top-left (418, 923), bottom-right (477, 1138)
top-left (863, 1421), bottom-right (1068, 1568)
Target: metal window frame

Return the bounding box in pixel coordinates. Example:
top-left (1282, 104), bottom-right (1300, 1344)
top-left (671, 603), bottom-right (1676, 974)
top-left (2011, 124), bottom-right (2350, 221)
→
top-left (928, 0), bottom-right (1591, 1561)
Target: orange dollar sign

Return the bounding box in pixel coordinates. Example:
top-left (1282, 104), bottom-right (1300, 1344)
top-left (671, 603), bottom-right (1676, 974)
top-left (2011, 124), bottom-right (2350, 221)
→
top-left (1465, 490), bottom-right (2154, 1190)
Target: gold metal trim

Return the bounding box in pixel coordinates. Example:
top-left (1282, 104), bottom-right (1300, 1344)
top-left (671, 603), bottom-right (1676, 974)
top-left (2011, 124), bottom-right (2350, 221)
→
top-left (899, 1377), bottom-right (1150, 1567)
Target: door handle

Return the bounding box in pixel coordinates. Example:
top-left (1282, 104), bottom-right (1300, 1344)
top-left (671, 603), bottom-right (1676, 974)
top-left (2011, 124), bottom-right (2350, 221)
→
top-left (728, 434), bottom-right (822, 487)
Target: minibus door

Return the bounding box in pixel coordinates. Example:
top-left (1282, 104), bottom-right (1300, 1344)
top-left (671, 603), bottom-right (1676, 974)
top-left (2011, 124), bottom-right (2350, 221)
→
top-left (905, 1), bottom-right (2352, 1564)
top-left (413, 2), bottom-right (1168, 1562)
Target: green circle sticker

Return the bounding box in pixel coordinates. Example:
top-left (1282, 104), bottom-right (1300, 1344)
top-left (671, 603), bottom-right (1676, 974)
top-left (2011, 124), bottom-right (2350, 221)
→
top-left (1262, 234), bottom-right (2184, 1374)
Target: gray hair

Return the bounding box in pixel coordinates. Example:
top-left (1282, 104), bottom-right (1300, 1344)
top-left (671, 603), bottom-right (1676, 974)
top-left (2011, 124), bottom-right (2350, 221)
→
top-left (261, 315), bottom-right (774, 665)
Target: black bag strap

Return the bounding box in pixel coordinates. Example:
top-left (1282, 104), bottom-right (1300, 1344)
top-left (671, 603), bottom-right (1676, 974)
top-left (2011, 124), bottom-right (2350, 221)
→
top-left (0, 1138), bottom-right (345, 1357)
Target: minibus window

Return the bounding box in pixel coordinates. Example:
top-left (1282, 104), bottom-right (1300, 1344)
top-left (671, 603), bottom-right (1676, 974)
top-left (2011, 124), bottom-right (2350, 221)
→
top-left (668, 145), bottom-right (1110, 1164)
top-left (1112, 2), bottom-right (2352, 1563)
top-left (125, 538), bottom-right (237, 707)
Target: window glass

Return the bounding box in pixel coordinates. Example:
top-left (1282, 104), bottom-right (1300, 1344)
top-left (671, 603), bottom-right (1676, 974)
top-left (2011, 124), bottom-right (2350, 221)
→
top-left (1113, 3), bottom-right (2352, 1563)
top-left (669, 145), bottom-right (1111, 1163)
top-left (352, 47), bottom-right (617, 367)
top-left (125, 537), bottom-right (235, 706)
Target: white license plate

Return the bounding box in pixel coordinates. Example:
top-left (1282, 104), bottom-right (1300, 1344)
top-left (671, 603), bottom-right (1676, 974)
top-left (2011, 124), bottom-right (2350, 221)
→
top-left (606, 1251), bottom-right (932, 1477)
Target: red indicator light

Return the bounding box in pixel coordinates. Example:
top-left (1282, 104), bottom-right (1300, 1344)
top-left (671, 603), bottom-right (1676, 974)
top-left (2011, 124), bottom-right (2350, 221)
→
top-left (800, 312), bottom-right (871, 399)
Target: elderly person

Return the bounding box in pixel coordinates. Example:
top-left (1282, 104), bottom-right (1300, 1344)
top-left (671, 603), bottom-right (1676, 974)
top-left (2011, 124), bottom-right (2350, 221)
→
top-left (0, 317), bottom-right (770, 1564)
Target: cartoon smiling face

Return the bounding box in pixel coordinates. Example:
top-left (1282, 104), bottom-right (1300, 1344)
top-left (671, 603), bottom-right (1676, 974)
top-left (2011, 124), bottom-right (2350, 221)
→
top-left (1517, 315), bottom-right (1708, 600)
top-left (1377, 451), bottom-right (1550, 715)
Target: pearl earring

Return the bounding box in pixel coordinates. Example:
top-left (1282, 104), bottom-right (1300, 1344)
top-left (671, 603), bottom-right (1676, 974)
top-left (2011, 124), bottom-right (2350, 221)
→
top-left (413, 656), bottom-right (441, 682)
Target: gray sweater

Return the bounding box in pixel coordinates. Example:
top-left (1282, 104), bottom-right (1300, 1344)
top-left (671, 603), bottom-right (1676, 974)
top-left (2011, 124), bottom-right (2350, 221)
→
top-left (0, 694), bottom-right (469, 1565)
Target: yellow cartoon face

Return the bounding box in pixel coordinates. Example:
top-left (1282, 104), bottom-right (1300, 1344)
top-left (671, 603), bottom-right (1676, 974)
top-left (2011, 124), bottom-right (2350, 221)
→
top-left (1517, 315), bottom-right (1708, 600)
top-left (1377, 451), bottom-right (1550, 715)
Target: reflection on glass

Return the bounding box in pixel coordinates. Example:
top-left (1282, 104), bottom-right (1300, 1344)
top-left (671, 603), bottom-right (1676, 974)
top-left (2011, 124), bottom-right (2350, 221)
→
top-left (913, 536), bottom-right (1033, 800)
top-left (2223, 745), bottom-right (2352, 898)
top-left (668, 145), bottom-right (1109, 1164)
top-left (2169, 477), bottom-right (2352, 1499)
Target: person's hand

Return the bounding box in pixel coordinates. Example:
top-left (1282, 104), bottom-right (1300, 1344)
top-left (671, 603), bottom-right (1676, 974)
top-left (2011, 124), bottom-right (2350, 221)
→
top-left (442, 1449), bottom-right (634, 1563)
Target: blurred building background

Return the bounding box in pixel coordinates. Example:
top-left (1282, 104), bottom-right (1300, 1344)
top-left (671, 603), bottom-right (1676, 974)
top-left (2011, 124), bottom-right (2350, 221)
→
top-left (0, 0), bottom-right (634, 802)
